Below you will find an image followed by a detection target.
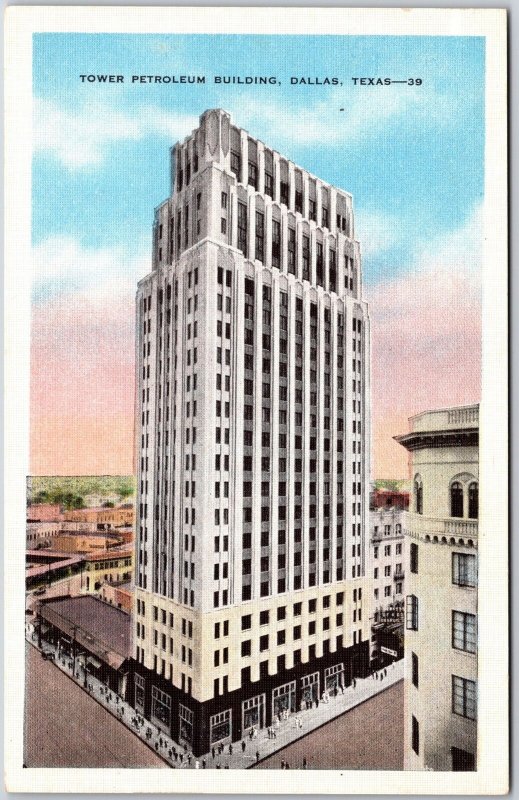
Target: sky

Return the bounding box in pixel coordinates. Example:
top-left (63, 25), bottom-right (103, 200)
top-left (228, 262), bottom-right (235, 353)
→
top-left (31, 33), bottom-right (484, 478)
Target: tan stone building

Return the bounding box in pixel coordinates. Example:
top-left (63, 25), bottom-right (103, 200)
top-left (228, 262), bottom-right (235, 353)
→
top-left (395, 404), bottom-right (478, 771)
top-left (132, 108), bottom-right (372, 755)
top-left (82, 550), bottom-right (133, 593)
top-left (63, 507), bottom-right (134, 529)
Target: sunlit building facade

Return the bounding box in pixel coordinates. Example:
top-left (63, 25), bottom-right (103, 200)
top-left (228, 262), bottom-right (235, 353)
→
top-left (132, 109), bottom-right (372, 755)
top-left (396, 404), bottom-right (478, 771)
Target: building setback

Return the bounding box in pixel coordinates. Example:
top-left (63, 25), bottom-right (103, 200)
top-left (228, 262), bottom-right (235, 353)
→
top-left (132, 108), bottom-right (372, 756)
top-left (395, 404), bottom-right (478, 771)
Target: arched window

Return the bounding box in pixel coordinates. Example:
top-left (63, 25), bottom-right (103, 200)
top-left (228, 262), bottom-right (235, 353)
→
top-left (468, 482), bottom-right (478, 519)
top-left (451, 482), bottom-right (463, 518)
top-left (414, 477), bottom-right (423, 515)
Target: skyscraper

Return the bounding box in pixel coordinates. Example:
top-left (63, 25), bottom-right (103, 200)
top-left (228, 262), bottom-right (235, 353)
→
top-left (132, 109), bottom-right (371, 756)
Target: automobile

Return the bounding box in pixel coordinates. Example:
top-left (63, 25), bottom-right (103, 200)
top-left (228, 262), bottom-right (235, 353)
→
top-left (41, 651), bottom-right (55, 661)
top-left (33, 587), bottom-right (46, 595)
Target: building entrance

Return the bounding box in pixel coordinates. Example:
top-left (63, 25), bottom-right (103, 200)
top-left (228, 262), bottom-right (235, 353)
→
top-left (324, 663), bottom-right (345, 693)
top-left (300, 672), bottom-right (320, 707)
top-left (242, 694), bottom-right (265, 734)
top-left (179, 704), bottom-right (194, 746)
top-left (151, 686), bottom-right (171, 735)
top-left (272, 680), bottom-right (296, 719)
top-left (210, 709), bottom-right (232, 746)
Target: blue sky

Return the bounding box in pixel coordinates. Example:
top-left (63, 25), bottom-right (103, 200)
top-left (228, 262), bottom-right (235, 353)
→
top-left (33, 33), bottom-right (484, 293)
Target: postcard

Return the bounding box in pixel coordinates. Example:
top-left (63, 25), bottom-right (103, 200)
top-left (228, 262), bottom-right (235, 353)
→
top-left (4, 6), bottom-right (508, 794)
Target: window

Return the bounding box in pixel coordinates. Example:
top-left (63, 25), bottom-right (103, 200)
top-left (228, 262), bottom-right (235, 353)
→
top-left (451, 481), bottom-right (463, 518)
top-left (272, 220), bottom-right (281, 268)
top-left (452, 611), bottom-right (477, 653)
top-left (248, 161), bottom-right (258, 189)
top-left (260, 610), bottom-right (269, 626)
top-left (255, 211), bottom-right (265, 262)
top-left (412, 652), bottom-right (419, 688)
top-left (453, 553), bottom-right (477, 587)
top-left (288, 228), bottom-right (296, 274)
top-left (231, 150), bottom-right (241, 178)
top-left (241, 640), bottom-right (251, 657)
top-left (412, 716), bottom-right (419, 755)
top-left (237, 202), bottom-right (248, 256)
top-left (414, 477), bottom-right (423, 515)
top-left (260, 634), bottom-right (269, 651)
top-left (452, 675), bottom-right (477, 720)
top-left (241, 614), bottom-right (252, 631)
top-left (221, 192), bottom-right (228, 209)
top-left (410, 543), bottom-right (418, 574)
top-left (406, 595), bottom-right (418, 630)
top-left (265, 171), bottom-right (273, 198)
top-left (468, 482), bottom-right (478, 519)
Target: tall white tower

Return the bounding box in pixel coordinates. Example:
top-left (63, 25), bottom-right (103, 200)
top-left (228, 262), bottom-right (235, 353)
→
top-left (132, 109), bottom-right (372, 756)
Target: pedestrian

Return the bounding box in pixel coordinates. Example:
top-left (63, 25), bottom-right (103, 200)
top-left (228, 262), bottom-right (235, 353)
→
top-left (281, 760), bottom-right (286, 769)
top-left (303, 757), bottom-right (307, 769)
top-left (216, 762), bottom-right (221, 769)
top-left (256, 751), bottom-right (260, 762)
top-left (195, 759), bottom-right (200, 769)
top-left (225, 764), bottom-right (229, 769)
top-left (179, 753), bottom-right (183, 763)
top-left (241, 740), bottom-right (246, 753)
top-left (155, 742), bottom-right (159, 751)
top-left (202, 759), bottom-right (206, 769)
top-left (384, 668), bottom-right (387, 678)
top-left (187, 753), bottom-right (192, 765)
top-left (229, 743), bottom-right (233, 755)
top-left (285, 762), bottom-right (290, 769)
top-left (212, 746), bottom-right (216, 759)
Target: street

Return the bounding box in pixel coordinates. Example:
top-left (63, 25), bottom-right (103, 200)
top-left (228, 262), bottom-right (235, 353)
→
top-left (24, 643), bottom-right (167, 768)
top-left (254, 681), bottom-right (404, 770)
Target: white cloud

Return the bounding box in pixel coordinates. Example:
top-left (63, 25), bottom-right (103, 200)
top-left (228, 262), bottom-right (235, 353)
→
top-left (34, 98), bottom-right (198, 170)
top-left (231, 81), bottom-right (467, 151)
top-left (32, 235), bottom-right (150, 302)
top-left (354, 209), bottom-right (403, 259)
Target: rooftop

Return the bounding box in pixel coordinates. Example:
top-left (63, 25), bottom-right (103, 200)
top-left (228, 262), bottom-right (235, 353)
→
top-left (38, 594), bottom-right (131, 666)
top-left (394, 404), bottom-right (479, 452)
top-left (83, 549), bottom-right (132, 562)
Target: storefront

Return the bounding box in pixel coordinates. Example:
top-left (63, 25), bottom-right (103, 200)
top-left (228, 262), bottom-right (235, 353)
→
top-left (242, 694), bottom-right (265, 734)
top-left (134, 673), bottom-right (145, 714)
top-left (209, 709), bottom-right (232, 746)
top-left (272, 680), bottom-right (296, 718)
top-left (324, 663), bottom-right (345, 693)
top-left (179, 703), bottom-right (194, 746)
top-left (151, 686), bottom-right (171, 734)
top-left (300, 672), bottom-right (320, 706)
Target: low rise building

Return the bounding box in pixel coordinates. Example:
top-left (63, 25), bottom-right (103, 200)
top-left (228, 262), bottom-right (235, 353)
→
top-left (27, 503), bottom-right (63, 522)
top-left (371, 489), bottom-right (410, 510)
top-left (82, 550), bottom-right (133, 592)
top-left (51, 532), bottom-right (123, 554)
top-left (63, 507), bottom-right (134, 529)
top-left (35, 595), bottom-right (132, 695)
top-left (100, 580), bottom-right (133, 614)
top-left (26, 520), bottom-right (102, 550)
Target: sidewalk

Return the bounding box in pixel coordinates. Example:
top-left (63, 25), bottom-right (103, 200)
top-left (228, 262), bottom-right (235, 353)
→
top-left (27, 631), bottom-right (402, 770)
top-left (186, 661), bottom-right (403, 770)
